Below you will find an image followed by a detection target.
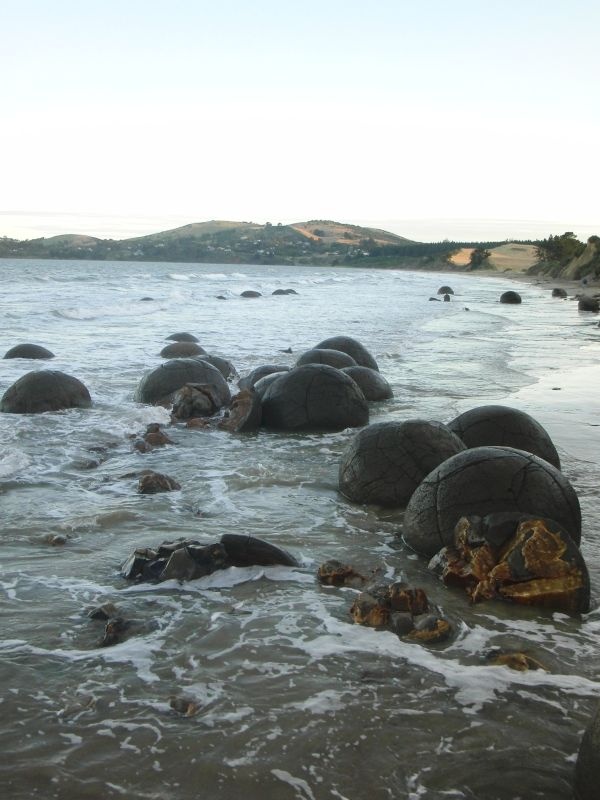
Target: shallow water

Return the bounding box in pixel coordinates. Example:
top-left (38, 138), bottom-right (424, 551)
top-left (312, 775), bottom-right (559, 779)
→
top-left (1, 259), bottom-right (600, 799)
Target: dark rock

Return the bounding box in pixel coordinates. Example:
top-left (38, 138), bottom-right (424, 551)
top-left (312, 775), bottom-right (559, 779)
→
top-left (500, 290), bottom-right (522, 304)
top-left (100, 617), bottom-right (132, 647)
top-left (4, 343), bottom-right (54, 359)
top-left (315, 336), bottom-right (379, 371)
top-left (253, 372), bottom-right (287, 399)
top-left (443, 294), bottom-right (451, 302)
top-left (484, 648), bottom-right (547, 671)
top-left (170, 696), bottom-right (202, 716)
top-left (143, 423), bottom-right (174, 446)
top-left (241, 290), bottom-right (261, 298)
top-left (551, 288), bottom-right (568, 298)
top-left (317, 560), bottom-right (367, 588)
top-left (261, 364), bottom-right (369, 432)
top-left (134, 358), bottom-right (231, 407)
top-left (402, 446), bottom-right (582, 558)
top-left (160, 342), bottom-right (207, 358)
top-left (448, 404), bottom-right (561, 469)
top-left (340, 366), bottom-right (393, 401)
top-left (138, 472), bottom-right (181, 494)
top-left (238, 365), bottom-right (290, 391)
top-left (171, 383), bottom-right (222, 419)
top-left (218, 389), bottom-right (262, 432)
top-left (216, 295), bottom-right (227, 300)
top-left (1, 370), bottom-right (92, 414)
top-left (272, 288), bottom-right (298, 295)
top-left (121, 534), bottom-right (298, 583)
top-left (199, 354), bottom-right (238, 381)
top-left (429, 297), bottom-right (441, 302)
top-left (221, 533), bottom-right (299, 567)
top-left (339, 420), bottom-right (466, 507)
top-left (88, 602), bottom-right (119, 621)
top-left (140, 297), bottom-right (154, 302)
top-left (575, 704), bottom-right (600, 800)
top-left (578, 296), bottom-right (599, 312)
top-left (432, 514), bottom-right (590, 613)
top-left (438, 286), bottom-right (454, 295)
top-left (165, 332), bottom-right (199, 343)
top-left (296, 348), bottom-right (357, 369)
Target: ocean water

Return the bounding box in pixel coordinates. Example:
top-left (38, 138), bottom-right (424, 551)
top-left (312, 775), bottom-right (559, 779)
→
top-left (1, 258), bottom-right (600, 800)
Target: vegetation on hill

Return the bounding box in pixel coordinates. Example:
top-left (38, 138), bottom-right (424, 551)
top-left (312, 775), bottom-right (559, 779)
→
top-left (0, 218), bottom-right (543, 271)
top-left (529, 232), bottom-right (600, 279)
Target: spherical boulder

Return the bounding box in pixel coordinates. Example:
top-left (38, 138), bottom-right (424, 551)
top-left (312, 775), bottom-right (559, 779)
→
top-left (253, 371), bottom-right (286, 399)
top-left (551, 288), bottom-right (567, 298)
top-left (165, 332), bottom-right (199, 343)
top-left (160, 342), bottom-right (207, 358)
top-left (199, 354), bottom-right (238, 380)
top-left (402, 446), bottom-right (581, 558)
top-left (296, 348), bottom-right (357, 369)
top-left (261, 364), bottom-right (369, 432)
top-left (134, 358), bottom-right (231, 407)
top-left (500, 290), bottom-right (522, 304)
top-left (4, 343), bottom-right (54, 360)
top-left (578, 296), bottom-right (599, 312)
top-left (241, 290), bottom-right (261, 298)
top-left (438, 286), bottom-right (454, 295)
top-left (339, 420), bottom-right (466, 507)
top-left (340, 366), bottom-right (393, 401)
top-left (238, 364), bottom-right (289, 391)
top-left (1, 370), bottom-right (92, 414)
top-left (315, 336), bottom-right (379, 371)
top-left (448, 404), bottom-right (561, 469)
top-left (575, 704), bottom-right (600, 800)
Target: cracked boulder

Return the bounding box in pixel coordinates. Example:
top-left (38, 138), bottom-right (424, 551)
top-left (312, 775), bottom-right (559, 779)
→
top-left (339, 420), bottom-right (466, 507)
top-left (171, 383), bottom-right (222, 419)
top-left (296, 348), bottom-right (357, 369)
top-left (314, 336), bottom-right (379, 371)
top-left (340, 366), bottom-right (393, 401)
top-left (1, 370), bottom-right (92, 414)
top-left (261, 364), bottom-right (369, 432)
top-left (402, 446), bottom-right (581, 558)
top-left (134, 358), bottom-right (231, 407)
top-left (448, 404), bottom-right (561, 469)
top-left (159, 342), bottom-right (207, 358)
top-left (238, 364), bottom-right (289, 391)
top-left (429, 514), bottom-right (589, 613)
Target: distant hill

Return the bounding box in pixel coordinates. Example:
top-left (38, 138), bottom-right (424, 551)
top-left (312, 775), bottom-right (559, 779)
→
top-left (0, 218), bottom-right (527, 270)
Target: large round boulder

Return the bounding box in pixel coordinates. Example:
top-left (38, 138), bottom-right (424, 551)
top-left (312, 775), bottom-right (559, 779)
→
top-left (315, 336), bottom-right (379, 371)
top-left (500, 290), bottom-right (522, 304)
top-left (134, 358), bottom-right (231, 407)
top-left (437, 285), bottom-right (454, 295)
top-left (261, 364), bottom-right (369, 432)
top-left (1, 370), bottom-right (92, 414)
top-left (4, 343), bottom-right (54, 360)
top-left (402, 446), bottom-right (581, 557)
top-left (160, 342), bottom-right (207, 358)
top-left (238, 365), bottom-right (289, 391)
top-left (200, 354), bottom-right (238, 381)
top-left (339, 420), bottom-right (466, 507)
top-left (575, 704), bottom-right (600, 800)
top-left (341, 366), bottom-right (393, 401)
top-left (578, 296), bottom-right (599, 312)
top-left (253, 372), bottom-right (286, 399)
top-left (448, 405), bottom-right (561, 469)
top-left (551, 288), bottom-right (567, 298)
top-left (296, 348), bottom-right (357, 369)
top-left (165, 332), bottom-right (199, 343)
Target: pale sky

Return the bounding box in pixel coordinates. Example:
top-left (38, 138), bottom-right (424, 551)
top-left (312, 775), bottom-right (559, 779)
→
top-left (1, 0), bottom-right (599, 243)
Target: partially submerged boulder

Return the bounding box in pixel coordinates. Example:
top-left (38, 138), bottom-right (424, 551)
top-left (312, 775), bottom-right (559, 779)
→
top-left (241, 290), bottom-right (261, 298)
top-left (429, 514), bottom-right (590, 613)
top-left (500, 290), bottom-right (522, 304)
top-left (138, 471), bottom-right (181, 494)
top-left (340, 366), bottom-right (393, 401)
top-left (438, 286), bottom-right (454, 295)
top-left (314, 336), bottom-right (379, 371)
top-left (261, 364), bottom-right (369, 432)
top-left (578, 296), bottom-right (599, 312)
top-left (402, 446), bottom-right (581, 558)
top-left (4, 343), bottom-right (54, 359)
top-left (1, 370), bottom-right (92, 414)
top-left (171, 384), bottom-right (222, 419)
top-left (339, 420), bottom-right (465, 507)
top-left (448, 404), bottom-right (561, 469)
top-left (200, 354), bottom-right (238, 381)
top-left (238, 364), bottom-right (289, 391)
top-left (134, 358), bottom-right (231, 407)
top-left (165, 332), bottom-right (199, 343)
top-left (296, 348), bottom-right (357, 369)
top-left (122, 534), bottom-right (298, 583)
top-left (160, 342), bottom-right (207, 358)
top-left (551, 288), bottom-right (567, 298)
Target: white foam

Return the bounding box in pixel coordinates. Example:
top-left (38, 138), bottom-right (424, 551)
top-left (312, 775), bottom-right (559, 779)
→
top-left (0, 448), bottom-right (31, 478)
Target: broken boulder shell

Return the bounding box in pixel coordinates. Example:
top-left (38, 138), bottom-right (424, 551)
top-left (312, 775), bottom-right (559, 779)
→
top-left (429, 514), bottom-right (590, 613)
top-left (448, 404), bottom-right (561, 469)
top-left (218, 389), bottom-right (262, 432)
top-left (402, 446), bottom-right (581, 558)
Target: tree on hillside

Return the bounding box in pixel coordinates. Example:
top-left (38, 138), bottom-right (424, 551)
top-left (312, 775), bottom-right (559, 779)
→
top-left (469, 247), bottom-right (491, 269)
top-left (535, 232), bottom-right (585, 267)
